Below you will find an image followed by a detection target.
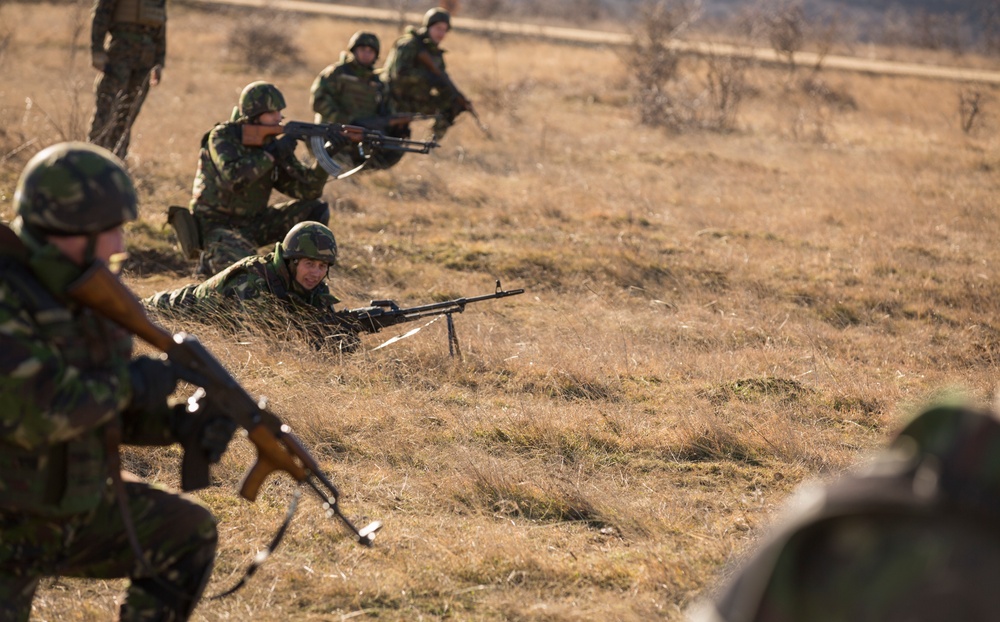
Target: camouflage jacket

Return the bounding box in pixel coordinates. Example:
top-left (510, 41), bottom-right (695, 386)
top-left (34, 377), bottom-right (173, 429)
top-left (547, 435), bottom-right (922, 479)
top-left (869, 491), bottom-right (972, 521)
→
top-left (0, 235), bottom-right (174, 518)
top-left (147, 242), bottom-right (339, 321)
top-left (91, 0), bottom-right (167, 69)
top-left (311, 53), bottom-right (386, 125)
top-left (382, 26), bottom-right (448, 95)
top-left (190, 120), bottom-right (328, 224)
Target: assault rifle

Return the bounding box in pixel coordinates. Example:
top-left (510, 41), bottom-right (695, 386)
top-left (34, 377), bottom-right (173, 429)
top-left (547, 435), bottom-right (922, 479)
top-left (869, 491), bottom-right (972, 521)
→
top-left (335, 280), bottom-right (524, 357)
top-left (243, 120), bottom-right (439, 178)
top-left (415, 49), bottom-right (492, 138)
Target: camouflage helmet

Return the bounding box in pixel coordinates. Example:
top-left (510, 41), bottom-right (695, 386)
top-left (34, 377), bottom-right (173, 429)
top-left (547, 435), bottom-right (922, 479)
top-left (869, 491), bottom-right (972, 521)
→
top-left (282, 221), bottom-right (338, 265)
top-left (238, 81), bottom-right (286, 121)
top-left (14, 141), bottom-right (137, 235)
top-left (348, 31), bottom-right (380, 58)
top-left (422, 7), bottom-right (451, 30)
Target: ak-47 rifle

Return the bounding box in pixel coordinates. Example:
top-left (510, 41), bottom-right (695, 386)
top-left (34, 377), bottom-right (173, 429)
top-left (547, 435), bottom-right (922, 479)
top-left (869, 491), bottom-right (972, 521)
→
top-left (414, 49), bottom-right (492, 138)
top-left (243, 120), bottom-right (439, 178)
top-left (353, 112), bottom-right (442, 132)
top-left (335, 280), bottom-right (524, 357)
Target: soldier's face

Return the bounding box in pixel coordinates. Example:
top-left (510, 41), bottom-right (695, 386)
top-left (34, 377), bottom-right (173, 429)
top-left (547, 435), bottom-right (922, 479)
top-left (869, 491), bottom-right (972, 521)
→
top-left (428, 22), bottom-right (449, 44)
top-left (48, 225), bottom-right (126, 271)
top-left (293, 257), bottom-right (329, 291)
top-left (354, 46), bottom-right (377, 66)
top-left (258, 110), bottom-right (283, 126)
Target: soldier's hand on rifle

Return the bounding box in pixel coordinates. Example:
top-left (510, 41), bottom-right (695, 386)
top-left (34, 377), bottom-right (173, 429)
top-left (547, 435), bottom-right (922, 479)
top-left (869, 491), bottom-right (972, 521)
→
top-left (128, 355), bottom-right (179, 413)
top-left (150, 65), bottom-right (162, 87)
top-left (325, 128), bottom-right (353, 155)
top-left (92, 50), bottom-right (109, 72)
top-left (264, 134), bottom-right (298, 161)
top-left (173, 389), bottom-right (239, 465)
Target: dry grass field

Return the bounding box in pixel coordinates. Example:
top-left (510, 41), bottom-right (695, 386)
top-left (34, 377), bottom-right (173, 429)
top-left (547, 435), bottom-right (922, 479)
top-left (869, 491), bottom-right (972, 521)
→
top-left (1, 1), bottom-right (1000, 620)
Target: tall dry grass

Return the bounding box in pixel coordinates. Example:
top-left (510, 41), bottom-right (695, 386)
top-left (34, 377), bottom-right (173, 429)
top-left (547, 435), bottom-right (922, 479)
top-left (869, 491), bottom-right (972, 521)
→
top-left (1, 1), bottom-right (1000, 620)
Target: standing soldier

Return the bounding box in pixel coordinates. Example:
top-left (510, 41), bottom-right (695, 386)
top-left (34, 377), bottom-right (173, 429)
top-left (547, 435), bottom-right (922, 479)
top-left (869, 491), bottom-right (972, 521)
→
top-left (382, 7), bottom-right (473, 140)
top-left (189, 81), bottom-right (335, 277)
top-left (88, 0), bottom-right (166, 159)
top-left (146, 221), bottom-right (358, 351)
top-left (0, 142), bottom-right (235, 620)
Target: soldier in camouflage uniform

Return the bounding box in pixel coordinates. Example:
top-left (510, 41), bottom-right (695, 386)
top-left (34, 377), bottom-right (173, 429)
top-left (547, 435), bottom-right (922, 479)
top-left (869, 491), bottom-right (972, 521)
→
top-left (382, 7), bottom-right (471, 140)
top-left (145, 221), bottom-right (358, 352)
top-left (311, 32), bottom-right (408, 170)
top-left (690, 403), bottom-right (1000, 622)
top-left (0, 142), bottom-right (235, 621)
top-left (191, 81), bottom-right (331, 277)
top-left (88, 0), bottom-right (167, 159)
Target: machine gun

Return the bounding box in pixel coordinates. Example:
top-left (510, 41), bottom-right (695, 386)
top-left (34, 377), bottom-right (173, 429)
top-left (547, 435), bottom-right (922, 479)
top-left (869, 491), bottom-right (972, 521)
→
top-left (335, 280), bottom-right (524, 357)
top-left (243, 120), bottom-right (439, 178)
top-left (415, 49), bottom-right (492, 138)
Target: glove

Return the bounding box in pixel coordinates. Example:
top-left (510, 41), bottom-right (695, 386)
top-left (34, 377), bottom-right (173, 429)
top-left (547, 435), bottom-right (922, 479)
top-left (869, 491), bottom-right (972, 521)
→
top-left (128, 356), bottom-right (178, 413)
top-left (92, 50), bottom-right (109, 72)
top-left (174, 388), bottom-right (238, 465)
top-left (324, 129), bottom-right (352, 155)
top-left (264, 134), bottom-right (298, 160)
top-left (199, 416), bottom-right (238, 464)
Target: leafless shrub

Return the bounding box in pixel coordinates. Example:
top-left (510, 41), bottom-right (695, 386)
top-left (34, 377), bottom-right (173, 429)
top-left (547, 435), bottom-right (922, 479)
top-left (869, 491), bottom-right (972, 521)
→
top-left (702, 53), bottom-right (752, 131)
top-left (226, 11), bottom-right (302, 72)
top-left (625, 0), bottom-right (701, 131)
top-left (764, 1), bottom-right (805, 73)
top-left (959, 88), bottom-right (985, 134)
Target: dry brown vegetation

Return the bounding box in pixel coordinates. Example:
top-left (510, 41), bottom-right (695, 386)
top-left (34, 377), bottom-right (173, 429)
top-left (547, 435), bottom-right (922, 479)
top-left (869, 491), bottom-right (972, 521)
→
top-left (2, 1), bottom-right (1000, 620)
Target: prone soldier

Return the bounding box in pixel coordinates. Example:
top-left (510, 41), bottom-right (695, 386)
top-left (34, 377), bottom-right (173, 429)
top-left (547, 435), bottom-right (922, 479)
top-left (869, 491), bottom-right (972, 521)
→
top-left (0, 142), bottom-right (236, 621)
top-left (145, 221), bottom-right (358, 352)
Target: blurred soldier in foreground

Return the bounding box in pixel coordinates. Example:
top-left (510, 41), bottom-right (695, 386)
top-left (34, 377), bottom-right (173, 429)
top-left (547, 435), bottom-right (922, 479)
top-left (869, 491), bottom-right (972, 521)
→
top-left (0, 142), bottom-right (234, 621)
top-left (88, 0), bottom-right (166, 159)
top-left (689, 403), bottom-right (1000, 622)
top-left (382, 7), bottom-right (474, 140)
top-left (186, 81), bottom-right (335, 277)
top-left (311, 31), bottom-right (410, 170)
top-left (145, 221), bottom-right (357, 351)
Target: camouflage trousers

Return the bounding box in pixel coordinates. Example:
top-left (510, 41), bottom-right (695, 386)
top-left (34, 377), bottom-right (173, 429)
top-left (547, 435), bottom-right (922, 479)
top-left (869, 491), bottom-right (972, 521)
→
top-left (88, 61), bottom-right (154, 160)
top-left (0, 480), bottom-right (217, 622)
top-left (196, 198), bottom-right (329, 276)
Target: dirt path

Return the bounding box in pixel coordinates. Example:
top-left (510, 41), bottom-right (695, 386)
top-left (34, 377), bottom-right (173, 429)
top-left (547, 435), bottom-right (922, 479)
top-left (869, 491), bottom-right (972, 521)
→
top-left (191, 0), bottom-right (1000, 85)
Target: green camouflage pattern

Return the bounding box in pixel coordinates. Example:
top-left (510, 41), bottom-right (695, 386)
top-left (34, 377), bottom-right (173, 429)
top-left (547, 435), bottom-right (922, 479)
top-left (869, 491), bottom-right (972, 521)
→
top-left (0, 481), bottom-right (216, 622)
top-left (281, 221), bottom-right (338, 264)
top-left (0, 231), bottom-right (215, 620)
top-left (692, 405), bottom-right (1000, 622)
top-left (238, 81), bottom-right (286, 122)
top-left (15, 142), bottom-right (137, 235)
top-left (145, 241), bottom-right (339, 323)
top-left (382, 26), bottom-right (459, 137)
top-left (88, 0), bottom-right (167, 158)
top-left (311, 52), bottom-right (386, 125)
top-left (190, 119), bottom-right (329, 275)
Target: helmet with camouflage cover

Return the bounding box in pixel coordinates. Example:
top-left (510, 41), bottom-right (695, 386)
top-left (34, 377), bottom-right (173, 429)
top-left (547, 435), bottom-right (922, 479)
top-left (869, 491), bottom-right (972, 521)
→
top-left (422, 7), bottom-right (450, 30)
top-left (282, 221), bottom-right (338, 265)
top-left (14, 141), bottom-right (137, 235)
top-left (348, 31), bottom-right (380, 58)
top-left (238, 81), bottom-right (286, 121)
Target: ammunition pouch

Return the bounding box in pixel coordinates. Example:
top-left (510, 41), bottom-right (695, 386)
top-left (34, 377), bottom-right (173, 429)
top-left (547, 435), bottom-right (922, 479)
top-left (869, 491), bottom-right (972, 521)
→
top-left (168, 205), bottom-right (203, 259)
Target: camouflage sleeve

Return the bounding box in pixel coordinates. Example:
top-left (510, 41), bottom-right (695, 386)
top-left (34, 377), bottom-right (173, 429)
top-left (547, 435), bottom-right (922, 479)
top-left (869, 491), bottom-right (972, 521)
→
top-left (272, 155), bottom-right (328, 200)
top-left (91, 0), bottom-right (114, 53)
top-left (0, 299), bottom-right (129, 450)
top-left (208, 124), bottom-right (275, 194)
top-left (311, 66), bottom-right (342, 123)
